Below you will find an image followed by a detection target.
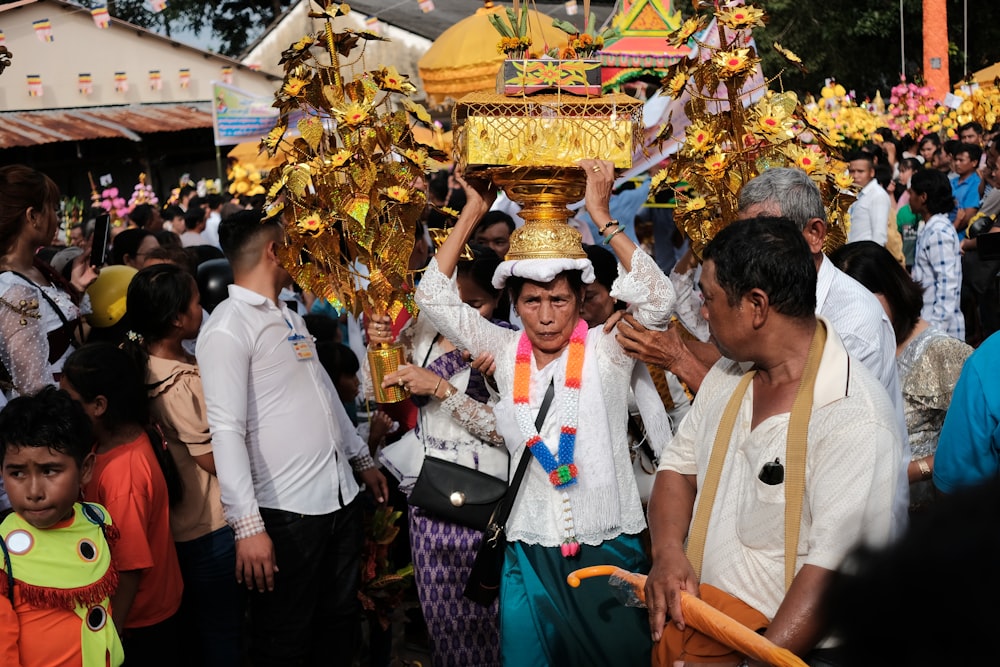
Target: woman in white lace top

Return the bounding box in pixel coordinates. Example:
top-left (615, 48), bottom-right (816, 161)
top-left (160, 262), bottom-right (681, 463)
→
top-left (414, 161), bottom-right (675, 666)
top-left (0, 165), bottom-right (97, 399)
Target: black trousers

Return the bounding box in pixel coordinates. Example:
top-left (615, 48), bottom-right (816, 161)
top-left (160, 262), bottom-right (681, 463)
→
top-left (251, 499), bottom-right (363, 667)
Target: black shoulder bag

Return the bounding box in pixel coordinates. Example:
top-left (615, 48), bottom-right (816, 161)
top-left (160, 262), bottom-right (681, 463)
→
top-left (407, 334), bottom-right (511, 531)
top-left (464, 379), bottom-right (555, 606)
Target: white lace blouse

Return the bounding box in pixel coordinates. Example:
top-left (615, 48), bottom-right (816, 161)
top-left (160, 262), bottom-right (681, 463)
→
top-left (415, 247), bottom-right (675, 546)
top-left (0, 272), bottom-right (87, 398)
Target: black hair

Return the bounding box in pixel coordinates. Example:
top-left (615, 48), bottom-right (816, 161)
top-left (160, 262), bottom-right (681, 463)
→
top-left (898, 157), bottom-right (922, 173)
top-left (958, 120), bottom-right (984, 137)
top-left (111, 228), bottom-right (153, 265)
top-left (162, 204), bottom-right (184, 221)
top-left (184, 206), bottom-right (206, 231)
top-left (0, 386), bottom-right (94, 468)
top-left (846, 150), bottom-right (876, 166)
top-left (874, 163), bottom-right (893, 189)
top-left (153, 229), bottom-right (181, 251)
top-left (506, 270), bottom-right (585, 307)
top-left (129, 203), bottom-right (155, 228)
top-left (859, 142), bottom-right (887, 165)
top-left (126, 264), bottom-right (197, 344)
top-left (909, 169), bottom-right (955, 215)
top-left (942, 139), bottom-right (962, 158)
top-left (218, 208), bottom-right (277, 262)
top-left (206, 194), bottom-right (224, 210)
top-left (427, 169), bottom-right (450, 203)
top-left (316, 341), bottom-right (360, 382)
top-left (829, 241), bottom-right (924, 344)
top-left (178, 184), bottom-right (196, 199)
top-left (302, 313), bottom-right (342, 344)
top-left (456, 244), bottom-right (502, 300)
top-left (954, 142), bottom-right (984, 164)
top-left (583, 243), bottom-right (618, 293)
top-left (61, 343), bottom-right (183, 505)
top-left (474, 210), bottom-right (516, 236)
top-left (702, 216), bottom-right (816, 318)
top-left (919, 133), bottom-right (942, 149)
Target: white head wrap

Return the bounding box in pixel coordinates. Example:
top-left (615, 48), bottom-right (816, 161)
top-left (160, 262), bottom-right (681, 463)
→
top-left (491, 257), bottom-right (595, 289)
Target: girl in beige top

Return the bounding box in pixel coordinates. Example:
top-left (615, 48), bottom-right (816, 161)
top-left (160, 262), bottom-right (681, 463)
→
top-left (124, 262), bottom-right (244, 667)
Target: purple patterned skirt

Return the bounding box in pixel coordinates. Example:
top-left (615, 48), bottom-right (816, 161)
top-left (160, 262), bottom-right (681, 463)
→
top-left (408, 505), bottom-right (501, 667)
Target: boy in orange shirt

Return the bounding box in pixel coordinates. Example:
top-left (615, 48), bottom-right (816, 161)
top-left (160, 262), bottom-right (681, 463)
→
top-left (0, 387), bottom-right (124, 667)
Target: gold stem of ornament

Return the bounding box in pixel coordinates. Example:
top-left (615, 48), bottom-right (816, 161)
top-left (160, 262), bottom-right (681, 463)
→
top-left (325, 19), bottom-right (343, 94)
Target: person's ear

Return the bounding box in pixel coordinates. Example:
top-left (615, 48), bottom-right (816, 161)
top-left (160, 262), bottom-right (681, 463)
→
top-left (801, 218), bottom-right (827, 255)
top-left (79, 452), bottom-right (96, 488)
top-left (91, 395), bottom-right (109, 419)
top-left (746, 288), bottom-right (770, 328)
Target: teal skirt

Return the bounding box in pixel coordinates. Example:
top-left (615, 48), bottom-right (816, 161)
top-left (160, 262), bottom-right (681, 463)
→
top-left (499, 534), bottom-right (652, 667)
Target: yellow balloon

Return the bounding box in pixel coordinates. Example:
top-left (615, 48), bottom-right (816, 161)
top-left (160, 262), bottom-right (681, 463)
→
top-left (85, 265), bottom-right (137, 328)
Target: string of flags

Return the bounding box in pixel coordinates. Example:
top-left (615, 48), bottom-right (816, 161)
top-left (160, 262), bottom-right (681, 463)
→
top-left (91, 7), bottom-right (111, 29)
top-left (27, 74), bottom-right (43, 97)
top-left (33, 19), bottom-right (54, 42)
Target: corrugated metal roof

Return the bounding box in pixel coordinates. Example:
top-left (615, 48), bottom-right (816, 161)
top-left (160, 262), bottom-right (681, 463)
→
top-left (0, 103), bottom-right (213, 148)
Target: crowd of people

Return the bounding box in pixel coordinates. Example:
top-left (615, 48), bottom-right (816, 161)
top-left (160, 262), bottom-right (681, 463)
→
top-left (1, 117), bottom-right (999, 667)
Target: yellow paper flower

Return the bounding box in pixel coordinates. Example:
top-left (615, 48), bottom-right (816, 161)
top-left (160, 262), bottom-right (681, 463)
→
top-left (783, 145), bottom-right (823, 175)
top-left (668, 16), bottom-right (706, 48)
top-left (714, 49), bottom-right (753, 77)
top-left (292, 35), bottom-right (315, 52)
top-left (385, 186), bottom-right (410, 202)
top-left (667, 72), bottom-right (688, 98)
top-left (717, 5), bottom-right (766, 29)
top-left (283, 77), bottom-right (309, 97)
top-left (338, 101), bottom-right (370, 126)
top-left (375, 66), bottom-right (416, 95)
top-left (328, 150), bottom-right (352, 168)
top-left (684, 122), bottom-right (714, 155)
top-left (685, 196), bottom-right (708, 212)
top-left (297, 211), bottom-right (323, 234)
top-left (703, 150), bottom-right (729, 174)
top-left (834, 171), bottom-right (854, 191)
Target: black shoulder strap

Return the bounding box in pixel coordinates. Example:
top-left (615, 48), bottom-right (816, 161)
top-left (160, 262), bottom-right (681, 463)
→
top-left (490, 379), bottom-right (555, 528)
top-left (6, 271), bottom-right (73, 329)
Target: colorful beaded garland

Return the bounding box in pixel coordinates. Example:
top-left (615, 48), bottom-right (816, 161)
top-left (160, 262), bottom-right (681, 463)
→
top-left (514, 318), bottom-right (588, 489)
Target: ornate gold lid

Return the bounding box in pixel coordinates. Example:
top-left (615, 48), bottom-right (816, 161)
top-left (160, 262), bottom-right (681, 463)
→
top-left (505, 220), bottom-right (586, 260)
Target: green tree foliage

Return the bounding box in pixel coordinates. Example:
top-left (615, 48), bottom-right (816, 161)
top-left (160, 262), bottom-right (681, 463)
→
top-left (753, 0), bottom-right (1000, 99)
top-left (80, 0), bottom-right (296, 57)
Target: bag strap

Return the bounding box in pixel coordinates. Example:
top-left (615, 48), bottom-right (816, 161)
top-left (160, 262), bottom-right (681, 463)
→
top-left (489, 379), bottom-right (555, 530)
top-left (686, 322), bottom-right (826, 591)
top-left (6, 270), bottom-right (73, 330)
top-left (0, 531), bottom-right (12, 604)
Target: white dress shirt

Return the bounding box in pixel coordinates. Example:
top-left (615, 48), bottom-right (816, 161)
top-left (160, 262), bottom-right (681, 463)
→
top-left (816, 256), bottom-right (909, 533)
top-left (197, 284), bottom-right (367, 538)
top-left (847, 180), bottom-right (891, 245)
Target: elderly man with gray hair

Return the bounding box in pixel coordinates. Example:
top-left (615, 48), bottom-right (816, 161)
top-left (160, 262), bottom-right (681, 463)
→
top-left (615, 167), bottom-right (909, 533)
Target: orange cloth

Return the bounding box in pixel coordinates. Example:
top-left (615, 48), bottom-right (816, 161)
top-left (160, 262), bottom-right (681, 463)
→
top-left (82, 432), bottom-right (183, 628)
top-left (654, 584), bottom-right (770, 666)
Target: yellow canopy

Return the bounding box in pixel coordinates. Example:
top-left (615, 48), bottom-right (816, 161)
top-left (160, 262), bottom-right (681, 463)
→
top-left (966, 61), bottom-right (1000, 90)
top-left (417, 4), bottom-right (568, 107)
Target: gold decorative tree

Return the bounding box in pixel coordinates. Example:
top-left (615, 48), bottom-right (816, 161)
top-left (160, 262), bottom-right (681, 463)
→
top-left (651, 3), bottom-right (856, 258)
top-left (262, 1), bottom-right (446, 401)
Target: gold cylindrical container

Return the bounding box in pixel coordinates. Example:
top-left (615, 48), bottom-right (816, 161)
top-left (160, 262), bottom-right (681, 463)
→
top-left (367, 342), bottom-right (410, 403)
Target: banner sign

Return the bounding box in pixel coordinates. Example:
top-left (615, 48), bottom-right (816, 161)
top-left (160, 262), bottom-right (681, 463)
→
top-left (211, 81), bottom-right (280, 146)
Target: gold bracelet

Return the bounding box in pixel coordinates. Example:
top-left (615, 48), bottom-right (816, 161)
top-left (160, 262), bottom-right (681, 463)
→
top-left (442, 384), bottom-right (457, 400)
top-left (598, 219), bottom-right (620, 234)
top-left (917, 457), bottom-right (932, 480)
top-left (433, 377), bottom-right (443, 398)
